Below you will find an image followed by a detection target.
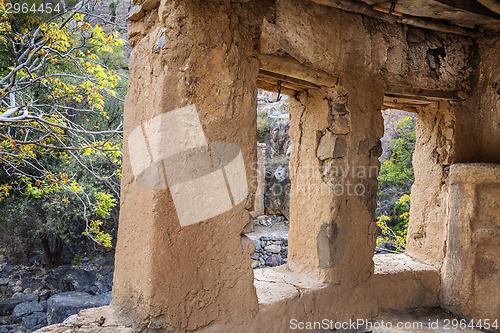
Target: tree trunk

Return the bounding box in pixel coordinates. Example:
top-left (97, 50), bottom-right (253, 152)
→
top-left (40, 234), bottom-right (64, 268)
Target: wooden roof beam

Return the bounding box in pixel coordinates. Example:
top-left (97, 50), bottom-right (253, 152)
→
top-left (259, 70), bottom-right (321, 90)
top-left (385, 85), bottom-right (463, 101)
top-left (310, 0), bottom-right (477, 36)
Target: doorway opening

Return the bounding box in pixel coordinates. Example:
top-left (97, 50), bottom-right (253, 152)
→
top-left (248, 89), bottom-right (291, 269)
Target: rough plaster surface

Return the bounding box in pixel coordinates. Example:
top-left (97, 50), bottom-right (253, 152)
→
top-left (455, 37), bottom-right (500, 164)
top-left (260, 0), bottom-right (473, 90)
top-left (442, 163), bottom-right (500, 324)
top-left (113, 0), bottom-right (262, 329)
top-left (288, 75), bottom-right (383, 286)
top-left (38, 0), bottom-right (500, 331)
top-left (405, 102), bottom-right (455, 269)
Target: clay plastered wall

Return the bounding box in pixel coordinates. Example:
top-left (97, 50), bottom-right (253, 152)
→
top-left (114, 0), bottom-right (264, 329)
top-left (395, 37), bottom-right (500, 275)
top-left (260, 0), bottom-right (473, 90)
top-left (405, 102), bottom-right (456, 269)
top-left (455, 37), bottom-right (500, 164)
top-left (442, 164), bottom-right (500, 323)
top-left (110, 0), bottom-right (498, 330)
top-left (288, 74), bottom-right (383, 285)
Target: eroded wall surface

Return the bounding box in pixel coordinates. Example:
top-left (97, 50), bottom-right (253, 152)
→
top-left (455, 37), bottom-right (500, 164)
top-left (106, 0), bottom-right (500, 331)
top-left (260, 0), bottom-right (473, 90)
top-left (405, 102), bottom-right (456, 269)
top-left (442, 164), bottom-right (500, 323)
top-left (288, 76), bottom-right (384, 286)
top-left (113, 0), bottom-right (263, 329)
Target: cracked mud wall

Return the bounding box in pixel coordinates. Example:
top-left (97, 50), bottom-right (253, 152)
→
top-left (441, 164), bottom-right (500, 324)
top-left (260, 0), bottom-right (473, 91)
top-left (405, 102), bottom-right (456, 269)
top-left (288, 73), bottom-right (384, 286)
top-left (407, 36), bottom-right (500, 322)
top-left (438, 36), bottom-right (500, 325)
top-left (455, 36), bottom-right (500, 164)
top-left (108, 0), bottom-right (499, 330)
top-left (263, 0), bottom-right (473, 286)
top-left (114, 0), bottom-right (267, 330)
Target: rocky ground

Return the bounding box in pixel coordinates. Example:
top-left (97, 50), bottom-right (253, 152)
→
top-left (0, 253), bottom-right (114, 332)
top-left (248, 215), bottom-right (289, 269)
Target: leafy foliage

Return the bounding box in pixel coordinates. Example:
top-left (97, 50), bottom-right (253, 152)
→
top-left (0, 0), bottom-right (126, 265)
top-left (378, 117), bottom-right (416, 189)
top-left (376, 194), bottom-right (410, 252)
top-left (376, 116), bottom-right (415, 253)
top-left (257, 110), bottom-right (270, 143)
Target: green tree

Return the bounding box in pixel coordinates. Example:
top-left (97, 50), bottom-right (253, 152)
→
top-left (108, 0), bottom-right (118, 23)
top-left (376, 116), bottom-right (415, 253)
top-left (0, 0), bottom-right (126, 266)
top-left (378, 117), bottom-right (416, 190)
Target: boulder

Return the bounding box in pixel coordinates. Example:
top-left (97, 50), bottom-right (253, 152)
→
top-left (0, 293), bottom-right (37, 316)
top-left (45, 266), bottom-right (98, 294)
top-left (96, 272), bottom-right (114, 294)
top-left (264, 244), bottom-right (281, 254)
top-left (46, 291), bottom-right (111, 325)
top-left (265, 254), bottom-right (282, 267)
top-left (248, 236), bottom-right (262, 252)
top-left (12, 301), bottom-right (44, 322)
top-left (264, 161), bottom-right (291, 220)
top-left (266, 121), bottom-right (291, 159)
top-left (21, 312), bottom-right (47, 330)
top-left (0, 265), bottom-right (17, 279)
top-left (23, 278), bottom-right (42, 291)
top-left (0, 324), bottom-right (21, 333)
top-left (38, 289), bottom-right (51, 301)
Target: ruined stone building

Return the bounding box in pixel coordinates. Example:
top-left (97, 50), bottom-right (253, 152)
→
top-left (40, 0), bottom-right (499, 331)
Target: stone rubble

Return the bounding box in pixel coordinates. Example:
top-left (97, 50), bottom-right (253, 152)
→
top-left (0, 254), bottom-right (114, 332)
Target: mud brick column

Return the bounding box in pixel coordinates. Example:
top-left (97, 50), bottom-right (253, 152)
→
top-left (405, 101), bottom-right (456, 269)
top-left (112, 0), bottom-right (260, 330)
top-left (440, 37), bottom-right (500, 323)
top-left (442, 164), bottom-right (500, 323)
top-left (288, 73), bottom-right (384, 286)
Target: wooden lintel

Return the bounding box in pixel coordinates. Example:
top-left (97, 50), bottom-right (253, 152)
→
top-left (383, 95), bottom-right (435, 112)
top-left (382, 102), bottom-right (419, 113)
top-left (257, 74), bottom-right (308, 92)
top-left (385, 94), bottom-right (435, 104)
top-left (259, 70), bottom-right (321, 89)
top-left (386, 85), bottom-right (462, 101)
top-left (259, 54), bottom-right (338, 87)
top-left (257, 80), bottom-right (299, 97)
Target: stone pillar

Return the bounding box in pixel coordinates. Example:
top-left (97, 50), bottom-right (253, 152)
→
top-left (288, 73), bottom-right (384, 286)
top-left (112, 0), bottom-right (260, 330)
top-left (442, 163), bottom-right (500, 323)
top-left (405, 101), bottom-right (456, 269)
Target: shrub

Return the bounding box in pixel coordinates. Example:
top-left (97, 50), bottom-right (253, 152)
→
top-left (257, 111), bottom-right (270, 143)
